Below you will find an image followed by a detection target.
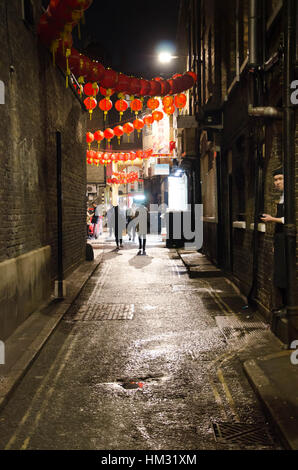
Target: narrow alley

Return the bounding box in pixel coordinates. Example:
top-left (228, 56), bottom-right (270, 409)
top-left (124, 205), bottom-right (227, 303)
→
top-left (0, 239), bottom-right (283, 450)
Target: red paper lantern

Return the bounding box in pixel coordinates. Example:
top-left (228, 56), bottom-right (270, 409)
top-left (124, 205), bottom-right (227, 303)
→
top-left (159, 79), bottom-right (171, 96)
top-left (186, 71), bottom-right (197, 83)
top-left (104, 128), bottom-right (114, 143)
top-left (89, 61), bottom-right (105, 82)
top-left (123, 122), bottom-right (134, 142)
top-left (130, 98), bottom-right (143, 116)
top-left (99, 98), bottom-right (112, 120)
top-left (114, 125), bottom-right (124, 145)
top-left (86, 149), bottom-right (96, 164)
top-left (180, 73), bottom-right (196, 90)
top-left (86, 131), bottom-right (94, 149)
top-left (162, 96), bottom-right (174, 108)
top-left (174, 93), bottom-right (187, 111)
top-left (133, 118), bottom-right (144, 136)
top-left (84, 82), bottom-right (99, 96)
top-left (148, 80), bottom-right (162, 96)
top-left (100, 69), bottom-right (118, 89)
top-left (77, 54), bottom-right (92, 80)
top-left (84, 97), bottom-right (97, 119)
top-left (173, 75), bottom-right (188, 93)
top-left (67, 47), bottom-right (81, 74)
top-left (147, 97), bottom-right (159, 111)
top-left (100, 86), bottom-right (115, 98)
top-left (115, 98), bottom-right (128, 121)
top-left (152, 110), bottom-right (164, 121)
top-left (115, 74), bottom-right (131, 93)
top-left (93, 151), bottom-right (100, 166)
top-left (129, 78), bottom-right (141, 96)
top-left (163, 105), bottom-right (175, 116)
top-left (169, 141), bottom-right (176, 152)
top-left (129, 152), bottom-right (136, 161)
top-left (139, 78), bottom-right (151, 96)
top-left (94, 130), bottom-right (104, 149)
top-left (100, 152), bottom-right (109, 165)
top-left (37, 16), bottom-right (60, 47)
top-left (167, 79), bottom-right (175, 95)
top-left (143, 114), bottom-right (154, 127)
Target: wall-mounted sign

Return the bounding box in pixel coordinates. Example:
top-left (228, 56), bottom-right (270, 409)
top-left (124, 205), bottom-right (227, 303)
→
top-left (154, 164), bottom-right (170, 176)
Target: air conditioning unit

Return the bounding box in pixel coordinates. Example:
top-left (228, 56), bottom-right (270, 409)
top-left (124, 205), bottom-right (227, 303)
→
top-left (181, 128), bottom-right (196, 157)
top-left (177, 115), bottom-right (197, 129)
top-left (87, 184), bottom-right (97, 193)
top-left (203, 110), bottom-right (223, 128)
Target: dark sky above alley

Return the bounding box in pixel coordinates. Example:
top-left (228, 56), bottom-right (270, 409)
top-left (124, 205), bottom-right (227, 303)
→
top-left (80, 0), bottom-right (180, 79)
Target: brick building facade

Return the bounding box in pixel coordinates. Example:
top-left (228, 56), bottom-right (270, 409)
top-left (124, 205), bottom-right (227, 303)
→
top-left (176, 0), bottom-right (298, 340)
top-left (0, 1), bottom-right (87, 340)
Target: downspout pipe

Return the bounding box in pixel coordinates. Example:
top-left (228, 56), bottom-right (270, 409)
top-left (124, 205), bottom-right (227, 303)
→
top-left (56, 131), bottom-right (64, 299)
top-left (248, 0), bottom-right (258, 68)
top-left (283, 0), bottom-right (298, 341)
top-left (248, 104), bottom-right (283, 118)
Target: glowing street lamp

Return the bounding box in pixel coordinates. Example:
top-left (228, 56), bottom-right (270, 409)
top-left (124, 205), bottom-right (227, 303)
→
top-left (158, 51), bottom-right (173, 63)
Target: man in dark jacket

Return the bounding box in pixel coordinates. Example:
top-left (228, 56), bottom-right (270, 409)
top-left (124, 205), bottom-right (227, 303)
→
top-left (111, 205), bottom-right (126, 250)
top-left (261, 168), bottom-right (286, 312)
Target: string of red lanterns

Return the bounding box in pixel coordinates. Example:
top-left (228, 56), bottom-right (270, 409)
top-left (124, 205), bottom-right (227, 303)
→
top-left (85, 100), bottom-right (179, 148)
top-left (86, 149), bottom-right (153, 166)
top-left (37, 2), bottom-right (197, 100)
top-left (107, 172), bottom-right (139, 185)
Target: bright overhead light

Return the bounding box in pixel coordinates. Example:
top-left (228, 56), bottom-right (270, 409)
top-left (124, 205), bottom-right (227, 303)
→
top-left (158, 52), bottom-right (173, 63)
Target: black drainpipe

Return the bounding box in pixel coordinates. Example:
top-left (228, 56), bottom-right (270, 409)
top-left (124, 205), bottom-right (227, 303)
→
top-left (56, 131), bottom-right (64, 299)
top-left (283, 0), bottom-right (298, 341)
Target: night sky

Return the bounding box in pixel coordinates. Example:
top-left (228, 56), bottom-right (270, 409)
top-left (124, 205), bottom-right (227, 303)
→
top-left (75, 0), bottom-right (180, 79)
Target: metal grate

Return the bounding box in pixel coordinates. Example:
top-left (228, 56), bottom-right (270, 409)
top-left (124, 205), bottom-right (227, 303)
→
top-left (215, 316), bottom-right (268, 344)
top-left (212, 421), bottom-right (273, 446)
top-left (66, 303), bottom-right (134, 321)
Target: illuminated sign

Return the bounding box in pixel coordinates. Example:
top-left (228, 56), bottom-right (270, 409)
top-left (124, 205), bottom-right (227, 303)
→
top-left (154, 164), bottom-right (170, 175)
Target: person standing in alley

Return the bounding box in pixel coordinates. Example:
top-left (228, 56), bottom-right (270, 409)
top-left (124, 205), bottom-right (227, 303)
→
top-left (112, 204), bottom-right (126, 250)
top-left (91, 202), bottom-right (99, 239)
top-left (261, 168), bottom-right (287, 313)
top-left (126, 204), bottom-right (136, 242)
top-left (134, 204), bottom-right (148, 255)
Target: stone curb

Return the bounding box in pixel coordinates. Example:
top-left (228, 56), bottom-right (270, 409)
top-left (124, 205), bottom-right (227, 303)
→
top-left (0, 250), bottom-right (103, 413)
top-left (243, 354), bottom-right (298, 451)
top-left (177, 249), bottom-right (223, 278)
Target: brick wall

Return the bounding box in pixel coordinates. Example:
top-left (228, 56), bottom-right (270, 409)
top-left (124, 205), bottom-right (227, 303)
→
top-left (0, 0), bottom-right (87, 281)
top-left (195, 0), bottom-right (298, 326)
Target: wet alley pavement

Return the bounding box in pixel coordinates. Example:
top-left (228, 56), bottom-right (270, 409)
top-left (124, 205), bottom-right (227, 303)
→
top-left (0, 238), bottom-right (289, 450)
